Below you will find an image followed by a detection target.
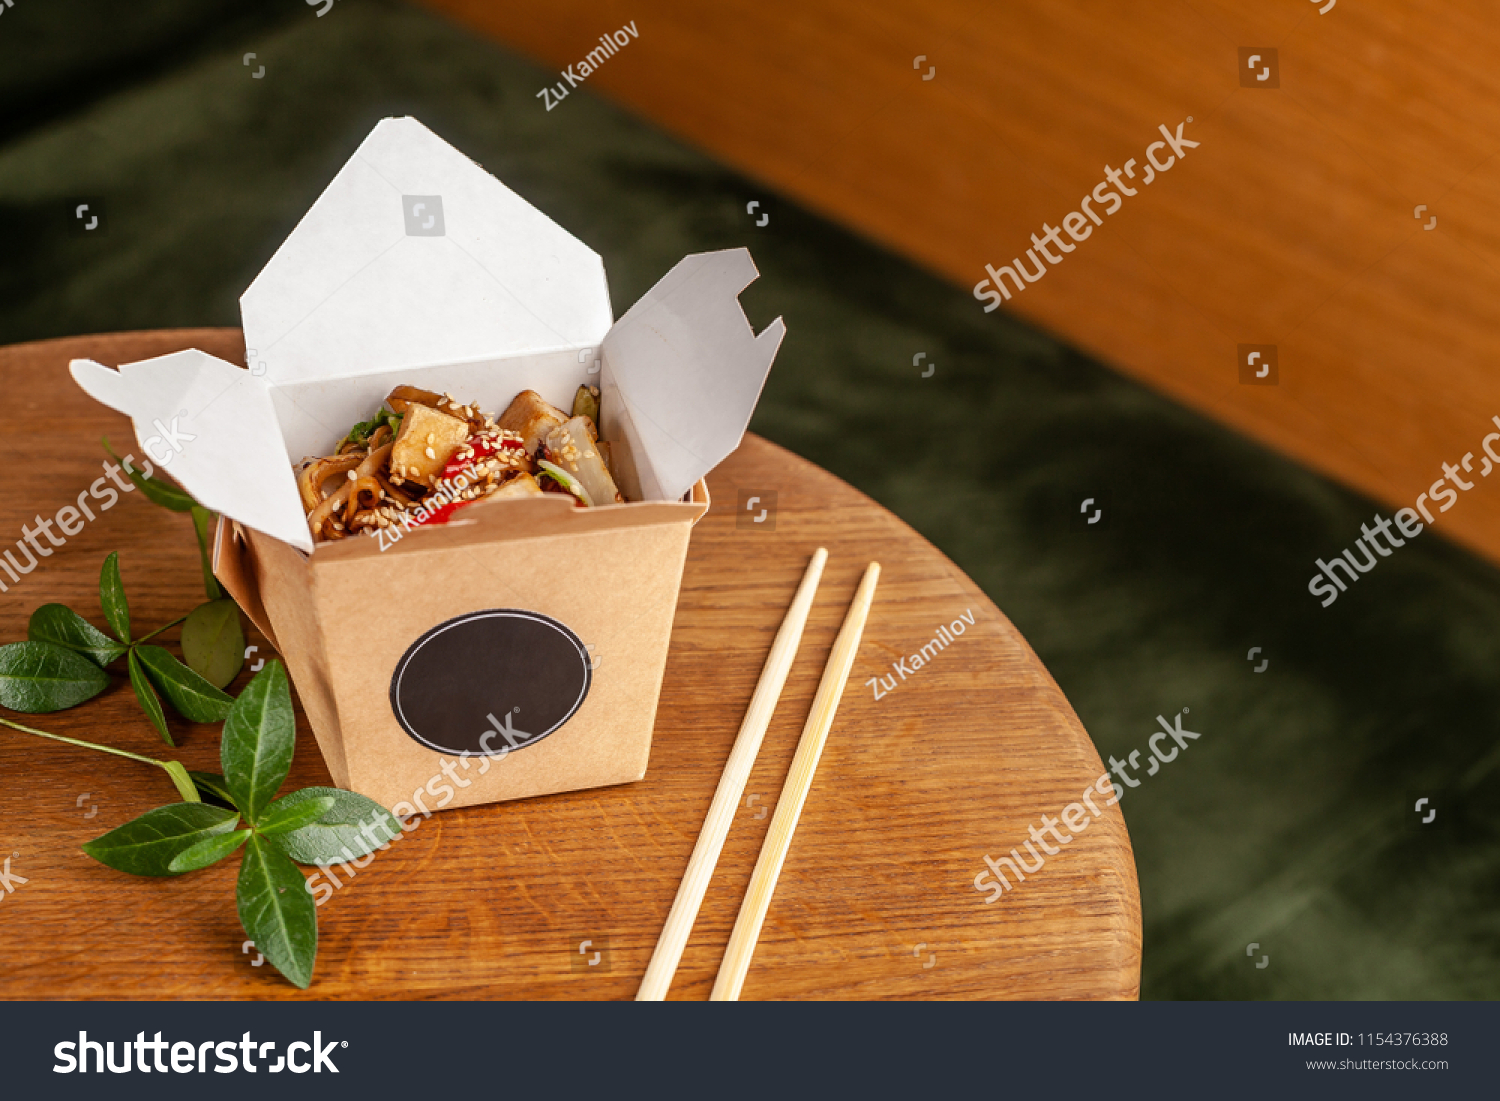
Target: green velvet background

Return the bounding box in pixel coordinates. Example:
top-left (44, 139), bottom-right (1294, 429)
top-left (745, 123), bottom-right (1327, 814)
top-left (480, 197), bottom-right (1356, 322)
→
top-left (3, 0), bottom-right (1497, 999)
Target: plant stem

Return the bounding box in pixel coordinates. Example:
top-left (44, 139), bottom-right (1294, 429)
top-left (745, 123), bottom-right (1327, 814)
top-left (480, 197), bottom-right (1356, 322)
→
top-left (0, 714), bottom-right (199, 801)
top-left (0, 715), bottom-right (162, 766)
top-left (135, 614), bottom-right (189, 645)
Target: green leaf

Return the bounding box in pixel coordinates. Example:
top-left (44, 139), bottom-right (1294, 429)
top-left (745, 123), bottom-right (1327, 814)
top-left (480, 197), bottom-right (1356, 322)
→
top-left (180, 599), bottom-right (244, 690)
top-left (0, 641), bottom-right (110, 713)
top-left (102, 437), bottom-right (196, 512)
top-left (221, 661), bottom-right (295, 824)
top-left (99, 552), bottom-right (130, 643)
top-left (256, 794), bottom-right (336, 837)
top-left (266, 787), bottom-right (403, 865)
top-left (341, 406), bottom-right (402, 450)
top-left (189, 770), bottom-right (238, 809)
top-left (161, 761), bottom-right (202, 804)
top-left (27, 605), bottom-right (127, 667)
top-left (237, 834), bottom-right (317, 988)
top-left (168, 828), bottom-right (250, 873)
top-left (81, 803), bottom-right (239, 876)
top-left (191, 506), bottom-right (223, 600)
top-left (127, 648), bottom-right (173, 747)
top-left (133, 644), bottom-right (233, 723)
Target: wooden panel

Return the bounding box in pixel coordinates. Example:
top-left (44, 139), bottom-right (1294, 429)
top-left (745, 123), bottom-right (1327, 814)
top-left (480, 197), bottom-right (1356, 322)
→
top-left (0, 329), bottom-right (1139, 1000)
top-left (420, 0), bottom-right (1500, 564)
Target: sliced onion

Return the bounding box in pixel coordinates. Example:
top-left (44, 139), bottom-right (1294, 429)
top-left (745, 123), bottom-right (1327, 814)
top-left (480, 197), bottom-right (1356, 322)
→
top-left (537, 459), bottom-right (594, 507)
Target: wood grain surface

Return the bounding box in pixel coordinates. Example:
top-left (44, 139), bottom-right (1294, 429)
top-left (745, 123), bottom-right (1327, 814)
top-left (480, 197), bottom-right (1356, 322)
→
top-left (0, 329), bottom-right (1139, 1000)
top-left (420, 0), bottom-right (1500, 567)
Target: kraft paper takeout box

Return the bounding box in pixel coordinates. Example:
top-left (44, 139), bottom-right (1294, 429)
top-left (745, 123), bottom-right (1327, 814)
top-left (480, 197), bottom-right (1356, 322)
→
top-left (69, 117), bottom-right (785, 811)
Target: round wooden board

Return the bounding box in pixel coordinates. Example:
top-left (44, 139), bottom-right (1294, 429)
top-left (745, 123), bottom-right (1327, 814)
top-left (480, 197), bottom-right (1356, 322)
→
top-left (0, 329), bottom-right (1140, 1000)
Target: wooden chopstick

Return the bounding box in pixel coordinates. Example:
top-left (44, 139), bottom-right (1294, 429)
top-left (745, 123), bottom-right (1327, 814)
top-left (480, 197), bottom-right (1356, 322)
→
top-left (636, 547), bottom-right (830, 1001)
top-left (710, 561), bottom-right (881, 1001)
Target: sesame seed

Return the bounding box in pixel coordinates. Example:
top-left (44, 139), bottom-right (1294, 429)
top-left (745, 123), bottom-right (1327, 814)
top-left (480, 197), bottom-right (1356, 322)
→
top-left (424, 447), bottom-right (436, 460)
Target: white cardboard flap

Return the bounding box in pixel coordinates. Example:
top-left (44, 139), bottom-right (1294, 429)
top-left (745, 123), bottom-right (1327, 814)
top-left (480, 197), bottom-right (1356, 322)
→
top-left (70, 351), bottom-right (315, 553)
top-left (66, 122), bottom-right (789, 557)
top-left (600, 249), bottom-right (785, 503)
top-left (240, 117), bottom-right (613, 384)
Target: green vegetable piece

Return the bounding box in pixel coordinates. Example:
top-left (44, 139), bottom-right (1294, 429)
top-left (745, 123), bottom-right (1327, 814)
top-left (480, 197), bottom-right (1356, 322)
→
top-left (237, 834), bottom-right (317, 988)
top-left (0, 641), bottom-right (110, 713)
top-left (102, 437), bottom-right (196, 512)
top-left (180, 599), bottom-right (245, 690)
top-left (27, 605), bottom-right (126, 667)
top-left (134, 644), bottom-right (234, 724)
top-left (189, 770), bottom-right (238, 809)
top-left (168, 828), bottom-right (250, 874)
top-left (340, 406), bottom-right (403, 450)
top-left (341, 416), bottom-right (373, 449)
top-left (191, 506), bottom-right (223, 601)
top-left (264, 787), bottom-right (402, 865)
top-left (127, 648), bottom-right (173, 746)
top-left (99, 552), bottom-right (130, 643)
top-left (221, 661), bottom-right (295, 824)
top-left (256, 795), bottom-right (336, 837)
top-left (81, 803), bottom-right (240, 876)
top-left (572, 384), bottom-right (600, 426)
top-left (537, 459), bottom-right (594, 506)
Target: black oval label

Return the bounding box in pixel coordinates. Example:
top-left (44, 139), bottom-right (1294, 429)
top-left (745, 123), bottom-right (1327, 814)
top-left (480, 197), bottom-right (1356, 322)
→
top-left (388, 609), bottom-right (591, 757)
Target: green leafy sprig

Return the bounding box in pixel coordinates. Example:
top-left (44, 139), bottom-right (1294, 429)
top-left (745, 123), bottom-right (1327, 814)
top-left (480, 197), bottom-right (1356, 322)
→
top-left (78, 661), bottom-right (401, 988)
top-left (2, 662), bottom-right (402, 988)
top-left (0, 553), bottom-right (232, 745)
top-left (0, 454), bottom-right (401, 988)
